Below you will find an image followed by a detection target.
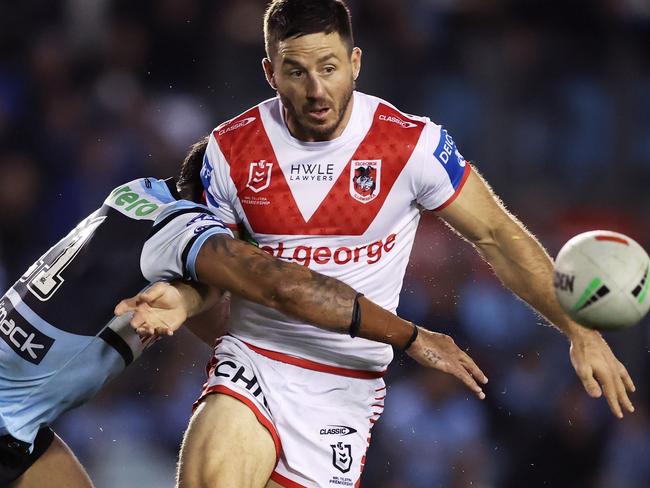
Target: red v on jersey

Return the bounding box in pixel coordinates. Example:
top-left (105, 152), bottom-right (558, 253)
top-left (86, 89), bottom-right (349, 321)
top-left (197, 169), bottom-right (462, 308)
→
top-left (214, 103), bottom-right (425, 236)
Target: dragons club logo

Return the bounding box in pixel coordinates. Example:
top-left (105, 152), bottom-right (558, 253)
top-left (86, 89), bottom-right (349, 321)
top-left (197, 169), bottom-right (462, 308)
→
top-left (246, 160), bottom-right (273, 193)
top-left (349, 159), bottom-right (381, 203)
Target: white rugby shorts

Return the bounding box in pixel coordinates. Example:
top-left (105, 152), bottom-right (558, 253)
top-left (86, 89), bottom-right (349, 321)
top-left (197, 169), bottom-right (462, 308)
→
top-left (195, 335), bottom-right (386, 488)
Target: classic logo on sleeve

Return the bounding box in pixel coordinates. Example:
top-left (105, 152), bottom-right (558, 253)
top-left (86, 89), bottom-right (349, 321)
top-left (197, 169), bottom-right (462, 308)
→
top-left (216, 116), bottom-right (256, 136)
top-left (349, 160), bottom-right (381, 203)
top-left (246, 160), bottom-right (273, 193)
top-left (378, 114), bottom-right (417, 128)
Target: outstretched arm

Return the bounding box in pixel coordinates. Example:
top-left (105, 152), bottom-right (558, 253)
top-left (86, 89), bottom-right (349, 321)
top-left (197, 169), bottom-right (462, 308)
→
top-left (437, 166), bottom-right (635, 417)
top-left (116, 235), bottom-right (488, 399)
top-left (118, 281), bottom-right (229, 346)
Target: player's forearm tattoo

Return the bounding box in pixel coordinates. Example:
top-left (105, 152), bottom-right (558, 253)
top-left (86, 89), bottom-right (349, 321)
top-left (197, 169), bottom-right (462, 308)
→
top-left (205, 236), bottom-right (356, 331)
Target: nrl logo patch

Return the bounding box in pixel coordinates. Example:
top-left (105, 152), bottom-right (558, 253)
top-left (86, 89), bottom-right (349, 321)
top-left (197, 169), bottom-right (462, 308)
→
top-left (331, 442), bottom-right (353, 473)
top-left (349, 159), bottom-right (381, 204)
top-left (246, 160), bottom-right (273, 193)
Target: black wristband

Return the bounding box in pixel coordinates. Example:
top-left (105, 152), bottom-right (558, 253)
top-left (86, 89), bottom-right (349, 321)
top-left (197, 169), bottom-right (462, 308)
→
top-left (349, 293), bottom-right (364, 338)
top-left (403, 323), bottom-right (419, 350)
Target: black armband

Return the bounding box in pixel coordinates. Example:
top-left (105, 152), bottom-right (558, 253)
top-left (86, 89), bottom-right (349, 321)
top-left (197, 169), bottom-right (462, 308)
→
top-left (403, 323), bottom-right (419, 351)
top-left (349, 293), bottom-right (364, 338)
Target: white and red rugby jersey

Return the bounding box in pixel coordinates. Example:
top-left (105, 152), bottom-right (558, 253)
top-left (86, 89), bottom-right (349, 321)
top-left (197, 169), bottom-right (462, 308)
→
top-left (202, 91), bottom-right (470, 373)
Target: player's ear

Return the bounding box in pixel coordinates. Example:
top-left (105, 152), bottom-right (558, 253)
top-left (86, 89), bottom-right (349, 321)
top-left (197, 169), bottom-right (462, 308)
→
top-left (351, 47), bottom-right (362, 81)
top-left (262, 58), bottom-right (277, 91)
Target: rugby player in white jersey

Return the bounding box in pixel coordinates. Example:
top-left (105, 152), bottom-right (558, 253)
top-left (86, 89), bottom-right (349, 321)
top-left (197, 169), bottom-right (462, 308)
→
top-left (174, 1), bottom-right (636, 487)
top-left (2, 137), bottom-right (485, 488)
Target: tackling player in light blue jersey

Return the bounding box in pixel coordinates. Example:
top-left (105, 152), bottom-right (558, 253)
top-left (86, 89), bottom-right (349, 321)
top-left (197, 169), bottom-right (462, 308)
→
top-left (0, 138), bottom-right (486, 487)
top-left (0, 138), bottom-right (232, 487)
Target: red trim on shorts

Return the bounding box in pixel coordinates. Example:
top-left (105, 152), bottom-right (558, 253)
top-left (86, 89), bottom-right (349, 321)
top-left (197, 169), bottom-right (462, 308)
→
top-left (433, 163), bottom-right (471, 211)
top-left (200, 385), bottom-right (282, 462)
top-left (203, 356), bottom-right (216, 378)
top-left (240, 339), bottom-right (386, 379)
top-left (355, 455), bottom-right (367, 488)
top-left (270, 471), bottom-right (308, 488)
top-left (595, 235), bottom-right (629, 245)
top-left (225, 223), bottom-right (240, 231)
top-left (355, 405), bottom-right (381, 486)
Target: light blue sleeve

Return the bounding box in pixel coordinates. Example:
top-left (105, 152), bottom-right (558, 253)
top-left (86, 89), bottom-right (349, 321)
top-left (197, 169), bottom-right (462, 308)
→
top-left (140, 203), bottom-right (233, 282)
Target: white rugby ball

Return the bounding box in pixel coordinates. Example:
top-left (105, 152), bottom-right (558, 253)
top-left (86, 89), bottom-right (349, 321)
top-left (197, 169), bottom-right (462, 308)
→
top-left (554, 230), bottom-right (650, 330)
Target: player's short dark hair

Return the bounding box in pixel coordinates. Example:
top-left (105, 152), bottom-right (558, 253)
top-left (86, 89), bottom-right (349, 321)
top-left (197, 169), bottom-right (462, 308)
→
top-left (177, 136), bottom-right (209, 203)
top-left (264, 0), bottom-right (354, 59)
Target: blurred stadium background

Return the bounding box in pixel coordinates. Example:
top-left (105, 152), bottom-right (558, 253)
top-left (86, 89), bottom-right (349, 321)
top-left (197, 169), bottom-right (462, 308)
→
top-left (1, 1), bottom-right (650, 487)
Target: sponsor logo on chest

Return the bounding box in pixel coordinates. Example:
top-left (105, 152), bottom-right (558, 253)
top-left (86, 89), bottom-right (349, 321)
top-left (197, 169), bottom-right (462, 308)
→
top-left (260, 233), bottom-right (397, 267)
top-left (288, 162), bottom-right (335, 182)
top-left (350, 160), bottom-right (381, 203)
top-left (0, 300), bottom-right (55, 365)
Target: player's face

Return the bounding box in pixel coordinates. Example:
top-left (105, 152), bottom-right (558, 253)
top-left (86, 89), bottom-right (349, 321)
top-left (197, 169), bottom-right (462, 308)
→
top-left (263, 32), bottom-right (361, 142)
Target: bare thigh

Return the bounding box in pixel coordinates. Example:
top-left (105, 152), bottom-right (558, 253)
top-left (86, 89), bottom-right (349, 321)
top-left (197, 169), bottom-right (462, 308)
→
top-left (177, 393), bottom-right (277, 488)
top-left (10, 434), bottom-right (93, 488)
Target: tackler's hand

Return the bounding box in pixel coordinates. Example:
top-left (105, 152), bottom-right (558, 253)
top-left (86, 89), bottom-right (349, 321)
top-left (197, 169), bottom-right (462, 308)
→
top-left (115, 282), bottom-right (188, 339)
